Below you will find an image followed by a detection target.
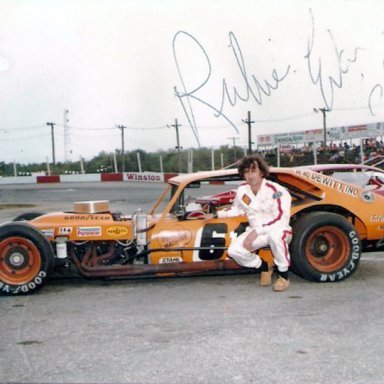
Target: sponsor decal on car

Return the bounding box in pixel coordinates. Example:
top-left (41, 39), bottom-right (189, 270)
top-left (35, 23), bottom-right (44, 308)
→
top-left (106, 226), bottom-right (129, 238)
top-left (77, 227), bottom-right (102, 237)
top-left (159, 257), bottom-right (183, 263)
top-left (41, 228), bottom-right (54, 237)
top-left (371, 215), bottom-right (384, 222)
top-left (58, 227), bottom-right (72, 235)
top-left (64, 215), bottom-right (111, 221)
top-left (295, 169), bottom-right (359, 197)
top-left (156, 226), bottom-right (192, 248)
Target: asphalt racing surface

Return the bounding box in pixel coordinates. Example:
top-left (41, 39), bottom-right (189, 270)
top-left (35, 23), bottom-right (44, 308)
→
top-left (1, 182), bottom-right (384, 384)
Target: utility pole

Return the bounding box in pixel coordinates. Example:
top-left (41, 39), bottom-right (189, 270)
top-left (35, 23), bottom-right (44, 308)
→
top-left (228, 136), bottom-right (240, 161)
top-left (46, 122), bottom-right (56, 165)
top-left (116, 125), bottom-right (126, 173)
top-left (171, 118), bottom-right (182, 173)
top-left (314, 108), bottom-right (330, 163)
top-left (242, 111), bottom-right (254, 154)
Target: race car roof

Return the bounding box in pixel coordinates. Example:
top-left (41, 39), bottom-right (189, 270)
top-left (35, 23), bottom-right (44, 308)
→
top-left (301, 163), bottom-right (384, 173)
top-left (168, 169), bottom-right (239, 185)
top-left (168, 167), bottom-right (290, 186)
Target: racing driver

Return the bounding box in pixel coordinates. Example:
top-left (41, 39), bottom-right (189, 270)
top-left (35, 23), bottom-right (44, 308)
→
top-left (217, 154), bottom-right (292, 292)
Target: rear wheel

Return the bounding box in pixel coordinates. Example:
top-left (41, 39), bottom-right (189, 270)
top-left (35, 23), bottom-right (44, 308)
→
top-left (290, 212), bottom-right (361, 282)
top-left (0, 223), bottom-right (54, 295)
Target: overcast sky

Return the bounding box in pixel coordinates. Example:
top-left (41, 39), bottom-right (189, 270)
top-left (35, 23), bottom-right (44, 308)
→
top-left (0, 0), bottom-right (384, 164)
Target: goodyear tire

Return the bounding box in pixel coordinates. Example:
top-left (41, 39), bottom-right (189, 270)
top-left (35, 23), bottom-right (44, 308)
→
top-left (0, 223), bottom-right (54, 295)
top-left (290, 212), bottom-right (361, 282)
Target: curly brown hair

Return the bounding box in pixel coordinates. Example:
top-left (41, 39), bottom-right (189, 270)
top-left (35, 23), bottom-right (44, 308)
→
top-left (238, 155), bottom-right (270, 179)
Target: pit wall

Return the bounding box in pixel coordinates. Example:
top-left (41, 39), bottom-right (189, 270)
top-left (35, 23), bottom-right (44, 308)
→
top-left (0, 172), bottom-right (178, 185)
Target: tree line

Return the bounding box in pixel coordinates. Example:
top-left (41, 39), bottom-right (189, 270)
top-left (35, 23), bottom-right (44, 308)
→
top-left (0, 146), bottom-right (243, 177)
top-left (0, 144), bottom-right (365, 177)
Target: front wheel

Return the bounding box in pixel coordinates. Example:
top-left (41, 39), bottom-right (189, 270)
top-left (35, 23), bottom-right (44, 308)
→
top-left (290, 212), bottom-right (361, 282)
top-left (0, 223), bottom-right (54, 295)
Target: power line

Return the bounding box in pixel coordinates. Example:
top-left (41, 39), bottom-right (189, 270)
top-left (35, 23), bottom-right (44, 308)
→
top-left (124, 126), bottom-right (167, 130)
top-left (252, 113), bottom-right (310, 123)
top-left (193, 124), bottom-right (242, 129)
top-left (56, 124), bottom-right (168, 131)
top-left (56, 125), bottom-right (115, 131)
top-left (70, 131), bottom-right (117, 137)
top-left (1, 102), bottom-right (383, 134)
top-left (0, 124), bottom-right (46, 132)
top-left (1, 133), bottom-right (50, 141)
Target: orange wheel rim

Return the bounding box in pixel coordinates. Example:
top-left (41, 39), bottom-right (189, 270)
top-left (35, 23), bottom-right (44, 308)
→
top-left (305, 226), bottom-right (350, 273)
top-left (0, 236), bottom-right (42, 285)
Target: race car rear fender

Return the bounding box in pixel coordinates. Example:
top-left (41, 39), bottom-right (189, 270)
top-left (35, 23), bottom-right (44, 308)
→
top-left (291, 205), bottom-right (368, 241)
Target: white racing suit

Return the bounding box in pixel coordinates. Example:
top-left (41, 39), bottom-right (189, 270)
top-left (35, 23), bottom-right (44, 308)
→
top-left (217, 179), bottom-right (292, 272)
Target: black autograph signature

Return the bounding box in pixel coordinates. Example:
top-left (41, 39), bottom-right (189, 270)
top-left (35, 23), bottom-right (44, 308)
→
top-left (305, 8), bottom-right (365, 111)
top-left (173, 31), bottom-right (290, 146)
top-left (173, 9), bottom-right (382, 145)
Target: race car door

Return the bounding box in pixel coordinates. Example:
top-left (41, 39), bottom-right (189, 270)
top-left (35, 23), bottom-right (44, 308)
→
top-left (149, 216), bottom-right (247, 264)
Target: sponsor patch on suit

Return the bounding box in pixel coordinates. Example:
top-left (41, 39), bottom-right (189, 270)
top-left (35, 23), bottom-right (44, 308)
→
top-left (242, 194), bottom-right (252, 205)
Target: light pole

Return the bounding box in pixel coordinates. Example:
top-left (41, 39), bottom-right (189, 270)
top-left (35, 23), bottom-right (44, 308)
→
top-left (314, 108), bottom-right (330, 163)
top-left (46, 122), bottom-right (56, 165)
top-left (228, 136), bottom-right (240, 161)
top-left (169, 119), bottom-right (182, 173)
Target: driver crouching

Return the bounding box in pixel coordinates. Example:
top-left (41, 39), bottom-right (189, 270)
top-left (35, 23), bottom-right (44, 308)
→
top-left (217, 155), bottom-right (293, 292)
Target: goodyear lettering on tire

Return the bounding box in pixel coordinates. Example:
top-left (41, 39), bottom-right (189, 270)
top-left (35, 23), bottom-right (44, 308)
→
top-left (320, 230), bottom-right (361, 282)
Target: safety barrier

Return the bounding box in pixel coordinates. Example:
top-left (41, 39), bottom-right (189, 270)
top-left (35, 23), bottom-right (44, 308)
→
top-left (0, 172), bottom-right (178, 185)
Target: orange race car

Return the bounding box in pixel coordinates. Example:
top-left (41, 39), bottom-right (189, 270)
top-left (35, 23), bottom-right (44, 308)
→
top-left (1, 166), bottom-right (384, 295)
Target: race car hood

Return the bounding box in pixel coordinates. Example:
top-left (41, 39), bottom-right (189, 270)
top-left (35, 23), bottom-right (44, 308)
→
top-left (29, 211), bottom-right (135, 241)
